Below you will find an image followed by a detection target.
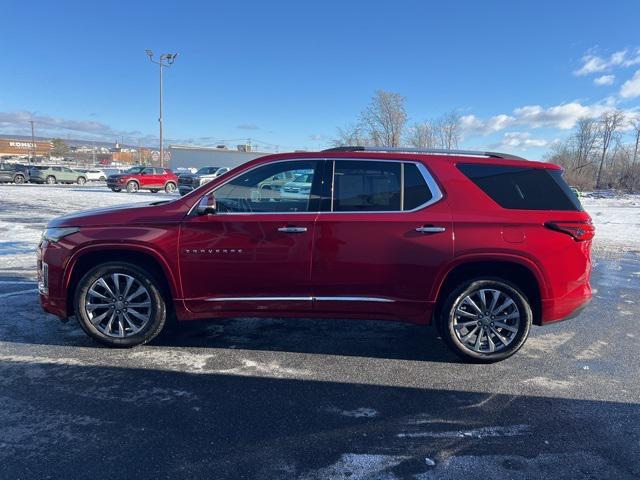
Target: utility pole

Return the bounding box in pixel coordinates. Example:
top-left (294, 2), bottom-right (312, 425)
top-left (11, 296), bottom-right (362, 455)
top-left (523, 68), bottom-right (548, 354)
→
top-left (29, 120), bottom-right (36, 165)
top-left (145, 50), bottom-right (178, 168)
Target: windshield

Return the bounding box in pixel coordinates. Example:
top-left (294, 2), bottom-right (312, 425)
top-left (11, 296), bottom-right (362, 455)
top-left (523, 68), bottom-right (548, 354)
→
top-left (124, 167), bottom-right (145, 174)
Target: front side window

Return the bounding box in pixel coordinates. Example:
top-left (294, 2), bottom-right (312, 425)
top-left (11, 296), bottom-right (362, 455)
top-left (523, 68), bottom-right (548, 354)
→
top-left (213, 160), bottom-right (320, 213)
top-left (332, 161), bottom-right (401, 212)
top-left (142, 167), bottom-right (154, 175)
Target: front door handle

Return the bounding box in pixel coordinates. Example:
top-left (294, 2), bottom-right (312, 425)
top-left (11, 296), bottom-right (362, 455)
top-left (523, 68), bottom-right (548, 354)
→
top-left (278, 226), bottom-right (308, 233)
top-left (415, 225), bottom-right (446, 234)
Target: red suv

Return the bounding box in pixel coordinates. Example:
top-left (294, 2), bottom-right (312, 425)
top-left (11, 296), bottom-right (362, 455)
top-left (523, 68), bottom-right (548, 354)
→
top-left (38, 148), bottom-right (594, 362)
top-left (107, 166), bottom-right (178, 193)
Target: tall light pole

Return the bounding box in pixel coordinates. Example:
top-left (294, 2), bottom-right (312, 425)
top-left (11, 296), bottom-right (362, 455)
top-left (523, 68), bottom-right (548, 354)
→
top-left (146, 50), bottom-right (178, 168)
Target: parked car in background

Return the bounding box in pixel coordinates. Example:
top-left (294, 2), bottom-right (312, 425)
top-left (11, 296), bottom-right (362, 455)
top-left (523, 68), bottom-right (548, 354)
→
top-left (106, 166), bottom-right (178, 193)
top-left (38, 147), bottom-right (593, 362)
top-left (281, 171), bottom-right (313, 199)
top-left (178, 166), bottom-right (230, 196)
top-left (29, 165), bottom-right (87, 185)
top-left (0, 163), bottom-right (30, 184)
top-left (80, 168), bottom-right (107, 181)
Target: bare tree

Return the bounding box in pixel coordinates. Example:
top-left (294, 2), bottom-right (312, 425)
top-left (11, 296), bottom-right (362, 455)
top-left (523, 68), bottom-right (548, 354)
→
top-left (571, 118), bottom-right (599, 171)
top-left (405, 121), bottom-right (436, 148)
top-left (332, 123), bottom-right (368, 147)
top-left (360, 90), bottom-right (407, 147)
top-left (434, 111), bottom-right (461, 149)
top-left (595, 110), bottom-right (625, 189)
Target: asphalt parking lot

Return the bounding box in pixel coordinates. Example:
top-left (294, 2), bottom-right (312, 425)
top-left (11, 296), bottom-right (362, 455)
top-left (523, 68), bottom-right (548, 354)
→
top-left (0, 185), bottom-right (639, 479)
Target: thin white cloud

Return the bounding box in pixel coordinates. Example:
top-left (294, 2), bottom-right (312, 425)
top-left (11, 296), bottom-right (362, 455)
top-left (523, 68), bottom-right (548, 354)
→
top-left (236, 123), bottom-right (259, 130)
top-left (574, 48), bottom-right (640, 76)
top-left (620, 70), bottom-right (640, 99)
top-left (594, 74), bottom-right (615, 86)
top-left (461, 101), bottom-right (613, 135)
top-left (489, 132), bottom-right (552, 150)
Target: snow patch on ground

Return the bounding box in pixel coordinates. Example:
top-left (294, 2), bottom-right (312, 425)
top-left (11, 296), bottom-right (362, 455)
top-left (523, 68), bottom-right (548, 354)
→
top-left (581, 194), bottom-right (640, 252)
top-left (323, 407), bottom-right (379, 418)
top-left (396, 424), bottom-right (529, 439)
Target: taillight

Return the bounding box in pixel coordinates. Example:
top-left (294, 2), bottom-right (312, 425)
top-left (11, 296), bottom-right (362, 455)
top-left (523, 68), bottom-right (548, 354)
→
top-left (545, 221), bottom-right (595, 241)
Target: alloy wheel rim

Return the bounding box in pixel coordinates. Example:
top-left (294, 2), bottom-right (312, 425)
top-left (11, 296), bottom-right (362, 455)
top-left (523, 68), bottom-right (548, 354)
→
top-left (129, 182), bottom-right (138, 192)
top-left (85, 273), bottom-right (152, 338)
top-left (452, 288), bottom-right (521, 354)
top-left (166, 183), bottom-right (175, 193)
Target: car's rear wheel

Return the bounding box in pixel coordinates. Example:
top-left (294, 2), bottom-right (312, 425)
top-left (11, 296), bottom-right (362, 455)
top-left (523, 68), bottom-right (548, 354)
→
top-left (438, 278), bottom-right (532, 363)
top-left (74, 262), bottom-right (167, 347)
top-left (164, 182), bottom-right (176, 194)
top-left (126, 181), bottom-right (139, 193)
top-left (77, 176), bottom-right (86, 185)
top-left (14, 174), bottom-right (25, 184)
top-left (46, 175), bottom-right (56, 184)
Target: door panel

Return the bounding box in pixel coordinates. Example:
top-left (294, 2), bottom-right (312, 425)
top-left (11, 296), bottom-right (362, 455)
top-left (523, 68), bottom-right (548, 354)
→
top-left (311, 159), bottom-right (453, 323)
top-left (180, 214), bottom-right (316, 313)
top-left (311, 208), bottom-right (453, 321)
top-left (179, 159), bottom-right (324, 315)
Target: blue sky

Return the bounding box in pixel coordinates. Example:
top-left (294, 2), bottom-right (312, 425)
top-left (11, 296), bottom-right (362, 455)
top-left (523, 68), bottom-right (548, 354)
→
top-left (2, 0), bottom-right (640, 158)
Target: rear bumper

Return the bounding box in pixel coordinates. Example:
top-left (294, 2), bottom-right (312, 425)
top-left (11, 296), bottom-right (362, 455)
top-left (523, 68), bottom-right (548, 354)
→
top-left (540, 283), bottom-right (592, 325)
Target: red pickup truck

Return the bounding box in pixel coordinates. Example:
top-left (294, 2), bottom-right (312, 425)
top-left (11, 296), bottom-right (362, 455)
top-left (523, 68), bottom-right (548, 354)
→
top-left (107, 166), bottom-right (178, 193)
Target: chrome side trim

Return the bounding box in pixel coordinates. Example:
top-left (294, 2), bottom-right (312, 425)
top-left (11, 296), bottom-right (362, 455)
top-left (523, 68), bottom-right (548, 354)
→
top-left (206, 296), bottom-right (313, 302)
top-left (203, 296), bottom-right (395, 303)
top-left (314, 296), bottom-right (395, 303)
top-left (189, 157), bottom-right (444, 216)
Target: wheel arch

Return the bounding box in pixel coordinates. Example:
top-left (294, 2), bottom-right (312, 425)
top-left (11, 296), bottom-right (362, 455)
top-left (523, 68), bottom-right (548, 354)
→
top-left (432, 256), bottom-right (546, 326)
top-left (64, 245), bottom-right (179, 317)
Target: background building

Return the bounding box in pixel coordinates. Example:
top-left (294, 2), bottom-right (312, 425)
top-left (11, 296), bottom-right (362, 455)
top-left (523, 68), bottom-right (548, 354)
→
top-left (0, 139), bottom-right (52, 158)
top-left (169, 144), bottom-right (268, 170)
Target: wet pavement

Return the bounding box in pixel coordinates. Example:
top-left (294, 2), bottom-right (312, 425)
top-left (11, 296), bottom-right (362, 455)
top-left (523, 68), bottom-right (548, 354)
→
top-left (0, 252), bottom-right (638, 479)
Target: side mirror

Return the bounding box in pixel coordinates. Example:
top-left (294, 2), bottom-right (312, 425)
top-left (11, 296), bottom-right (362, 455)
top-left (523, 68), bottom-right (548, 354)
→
top-left (196, 193), bottom-right (217, 215)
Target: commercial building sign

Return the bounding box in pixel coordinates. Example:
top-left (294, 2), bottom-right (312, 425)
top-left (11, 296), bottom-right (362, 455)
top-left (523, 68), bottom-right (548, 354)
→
top-left (0, 139), bottom-right (53, 155)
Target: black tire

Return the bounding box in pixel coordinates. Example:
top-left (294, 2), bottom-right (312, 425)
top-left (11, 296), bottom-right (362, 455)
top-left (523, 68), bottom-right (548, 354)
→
top-left (164, 182), bottom-right (176, 194)
top-left (110, 188), bottom-right (122, 192)
top-left (14, 174), bottom-right (25, 184)
top-left (77, 176), bottom-right (87, 185)
top-left (74, 262), bottom-right (167, 347)
top-left (150, 189), bottom-right (159, 193)
top-left (126, 180), bottom-right (139, 193)
top-left (99, 176), bottom-right (106, 181)
top-left (437, 278), bottom-right (532, 363)
top-left (46, 175), bottom-right (57, 184)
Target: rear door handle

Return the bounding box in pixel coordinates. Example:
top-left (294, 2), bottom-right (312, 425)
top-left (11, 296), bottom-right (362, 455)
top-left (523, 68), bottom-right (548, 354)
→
top-left (415, 225), bottom-right (446, 234)
top-left (278, 226), bottom-right (308, 233)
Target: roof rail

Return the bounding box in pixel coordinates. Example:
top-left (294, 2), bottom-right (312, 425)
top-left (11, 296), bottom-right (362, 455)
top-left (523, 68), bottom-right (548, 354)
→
top-left (322, 146), bottom-right (525, 161)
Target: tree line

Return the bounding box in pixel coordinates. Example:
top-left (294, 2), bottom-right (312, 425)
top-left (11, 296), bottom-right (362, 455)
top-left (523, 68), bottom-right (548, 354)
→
top-left (332, 90), bottom-right (462, 151)
top-left (545, 111), bottom-right (640, 191)
top-left (334, 90), bottom-right (640, 192)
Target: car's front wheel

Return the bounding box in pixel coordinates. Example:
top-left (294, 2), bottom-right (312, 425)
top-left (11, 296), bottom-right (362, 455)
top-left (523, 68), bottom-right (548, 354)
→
top-left (14, 174), bottom-right (25, 184)
top-left (46, 175), bottom-right (56, 184)
top-left (438, 278), bottom-right (532, 363)
top-left (74, 262), bottom-right (167, 347)
top-left (126, 181), bottom-right (139, 193)
top-left (77, 176), bottom-right (86, 185)
top-left (164, 182), bottom-right (176, 194)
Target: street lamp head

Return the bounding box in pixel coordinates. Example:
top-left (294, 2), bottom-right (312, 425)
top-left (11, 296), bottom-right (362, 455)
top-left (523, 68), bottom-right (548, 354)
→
top-left (167, 53), bottom-right (178, 64)
top-left (145, 49), bottom-right (153, 58)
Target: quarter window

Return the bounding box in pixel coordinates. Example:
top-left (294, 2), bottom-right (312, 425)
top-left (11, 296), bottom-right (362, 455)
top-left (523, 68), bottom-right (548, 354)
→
top-left (213, 160), bottom-right (320, 213)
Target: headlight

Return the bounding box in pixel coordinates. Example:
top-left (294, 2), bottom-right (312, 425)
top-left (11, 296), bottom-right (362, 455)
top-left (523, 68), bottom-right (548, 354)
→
top-left (42, 227), bottom-right (80, 243)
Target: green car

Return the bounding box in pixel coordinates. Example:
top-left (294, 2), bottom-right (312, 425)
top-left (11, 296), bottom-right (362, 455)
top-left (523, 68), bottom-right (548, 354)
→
top-left (28, 165), bottom-right (87, 185)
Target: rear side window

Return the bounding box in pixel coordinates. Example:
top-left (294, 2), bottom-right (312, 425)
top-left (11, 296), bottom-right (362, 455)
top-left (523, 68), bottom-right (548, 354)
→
top-left (333, 161), bottom-right (401, 211)
top-left (404, 163), bottom-right (433, 210)
top-left (458, 164), bottom-right (582, 211)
